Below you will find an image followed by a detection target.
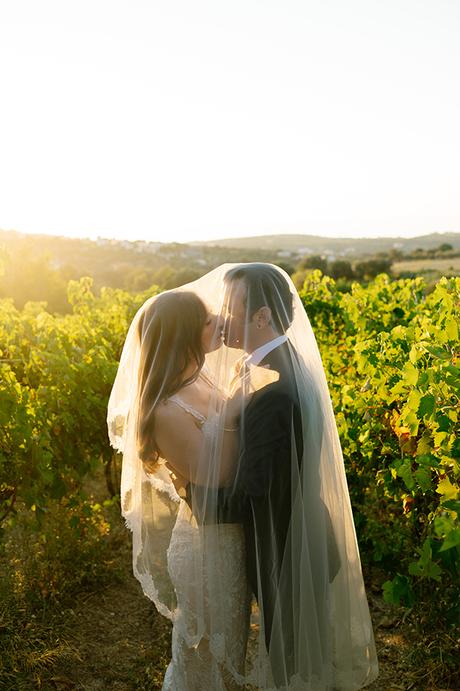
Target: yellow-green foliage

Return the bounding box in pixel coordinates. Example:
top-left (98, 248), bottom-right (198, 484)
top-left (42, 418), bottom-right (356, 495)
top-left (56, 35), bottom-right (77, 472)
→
top-left (0, 278), bottom-right (156, 517)
top-left (299, 272), bottom-right (459, 616)
top-left (1, 273), bottom-right (459, 623)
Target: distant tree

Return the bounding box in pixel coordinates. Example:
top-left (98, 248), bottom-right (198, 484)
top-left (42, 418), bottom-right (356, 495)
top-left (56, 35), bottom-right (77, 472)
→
top-left (274, 261), bottom-right (295, 276)
top-left (151, 265), bottom-right (177, 288)
top-left (438, 243), bottom-right (453, 252)
top-left (122, 267), bottom-right (155, 292)
top-left (329, 259), bottom-right (355, 280)
top-left (163, 267), bottom-right (203, 289)
top-left (354, 258), bottom-right (393, 280)
top-left (59, 263), bottom-right (80, 282)
top-left (0, 253), bottom-right (69, 312)
top-left (157, 243), bottom-right (186, 259)
top-left (388, 248), bottom-right (404, 261)
top-left (97, 266), bottom-right (127, 290)
top-left (298, 254), bottom-right (328, 273)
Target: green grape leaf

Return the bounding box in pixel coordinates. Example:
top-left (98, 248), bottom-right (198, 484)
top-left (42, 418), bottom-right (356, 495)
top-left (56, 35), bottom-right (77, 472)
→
top-left (435, 413), bottom-right (451, 433)
top-left (382, 575), bottom-right (414, 606)
top-left (414, 467), bottom-right (432, 492)
top-left (436, 477), bottom-right (459, 501)
top-left (424, 345), bottom-right (451, 360)
top-left (409, 540), bottom-right (442, 581)
top-left (418, 393), bottom-right (435, 419)
top-left (439, 528), bottom-right (460, 552)
top-left (396, 459), bottom-right (415, 490)
top-left (403, 361), bottom-right (419, 386)
top-left (450, 437), bottom-right (460, 459)
top-left (407, 389), bottom-right (422, 413)
top-left (445, 316), bottom-right (459, 342)
top-left (416, 434), bottom-right (432, 456)
top-left (442, 499), bottom-right (460, 514)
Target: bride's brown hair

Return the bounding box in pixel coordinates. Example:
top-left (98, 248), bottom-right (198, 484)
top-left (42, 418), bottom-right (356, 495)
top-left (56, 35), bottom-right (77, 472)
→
top-left (136, 290), bottom-right (207, 466)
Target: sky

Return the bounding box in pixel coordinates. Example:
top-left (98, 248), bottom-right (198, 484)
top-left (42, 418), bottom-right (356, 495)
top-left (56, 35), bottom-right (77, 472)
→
top-left (0, 0), bottom-right (459, 244)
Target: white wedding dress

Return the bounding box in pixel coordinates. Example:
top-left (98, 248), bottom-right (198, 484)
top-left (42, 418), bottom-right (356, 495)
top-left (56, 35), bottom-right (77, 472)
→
top-left (162, 396), bottom-right (252, 691)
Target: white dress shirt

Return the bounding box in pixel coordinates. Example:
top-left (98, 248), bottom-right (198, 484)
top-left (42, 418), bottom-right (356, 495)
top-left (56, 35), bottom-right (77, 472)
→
top-left (244, 334), bottom-right (288, 368)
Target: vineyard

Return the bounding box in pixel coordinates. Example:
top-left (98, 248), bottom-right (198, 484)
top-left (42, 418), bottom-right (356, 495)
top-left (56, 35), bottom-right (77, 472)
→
top-left (1, 272), bottom-right (459, 689)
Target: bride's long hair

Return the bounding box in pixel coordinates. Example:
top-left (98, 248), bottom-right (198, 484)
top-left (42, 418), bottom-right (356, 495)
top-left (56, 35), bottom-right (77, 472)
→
top-left (136, 290), bottom-right (207, 465)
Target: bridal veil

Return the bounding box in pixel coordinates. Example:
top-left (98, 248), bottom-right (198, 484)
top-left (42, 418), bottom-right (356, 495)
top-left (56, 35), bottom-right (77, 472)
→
top-left (107, 262), bottom-right (378, 690)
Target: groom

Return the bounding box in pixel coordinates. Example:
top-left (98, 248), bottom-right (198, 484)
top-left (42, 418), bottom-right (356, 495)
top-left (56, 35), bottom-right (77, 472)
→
top-left (223, 263), bottom-right (306, 685)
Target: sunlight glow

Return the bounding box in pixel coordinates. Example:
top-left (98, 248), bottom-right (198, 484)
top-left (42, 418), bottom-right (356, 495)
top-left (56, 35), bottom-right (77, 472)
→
top-left (1, 0), bottom-right (459, 243)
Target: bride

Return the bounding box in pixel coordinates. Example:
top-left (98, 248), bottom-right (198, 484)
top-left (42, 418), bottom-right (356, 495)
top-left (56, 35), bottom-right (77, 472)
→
top-left (137, 289), bottom-right (251, 690)
top-left (107, 263), bottom-right (379, 691)
top-left (109, 288), bottom-right (251, 690)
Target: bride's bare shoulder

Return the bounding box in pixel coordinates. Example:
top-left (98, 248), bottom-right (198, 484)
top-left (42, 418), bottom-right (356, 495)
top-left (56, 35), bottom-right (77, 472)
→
top-left (153, 396), bottom-right (204, 478)
top-left (155, 398), bottom-right (181, 423)
top-left (155, 396), bottom-right (204, 428)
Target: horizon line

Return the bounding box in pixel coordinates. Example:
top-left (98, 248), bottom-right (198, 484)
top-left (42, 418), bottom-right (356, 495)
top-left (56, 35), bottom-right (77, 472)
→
top-left (1, 226), bottom-right (459, 246)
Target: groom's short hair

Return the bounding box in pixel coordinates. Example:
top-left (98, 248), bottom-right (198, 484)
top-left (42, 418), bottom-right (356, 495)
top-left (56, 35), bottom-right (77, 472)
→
top-left (224, 263), bottom-right (294, 333)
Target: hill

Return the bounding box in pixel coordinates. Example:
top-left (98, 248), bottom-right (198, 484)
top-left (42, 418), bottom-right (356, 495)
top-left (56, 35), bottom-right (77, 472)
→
top-left (192, 231), bottom-right (460, 255)
top-left (1, 228), bottom-right (459, 313)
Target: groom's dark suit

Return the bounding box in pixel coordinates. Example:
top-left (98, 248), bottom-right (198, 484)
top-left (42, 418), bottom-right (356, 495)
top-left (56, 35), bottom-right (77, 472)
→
top-left (236, 340), bottom-right (302, 682)
top-left (236, 339), bottom-right (340, 685)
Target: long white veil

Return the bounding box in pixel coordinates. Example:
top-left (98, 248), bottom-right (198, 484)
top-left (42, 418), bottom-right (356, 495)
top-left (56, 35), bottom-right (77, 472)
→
top-left (107, 263), bottom-right (378, 690)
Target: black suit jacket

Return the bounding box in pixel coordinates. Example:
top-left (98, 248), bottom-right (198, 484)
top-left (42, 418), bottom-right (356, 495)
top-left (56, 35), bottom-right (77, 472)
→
top-left (235, 342), bottom-right (301, 677)
top-left (236, 341), bottom-right (340, 684)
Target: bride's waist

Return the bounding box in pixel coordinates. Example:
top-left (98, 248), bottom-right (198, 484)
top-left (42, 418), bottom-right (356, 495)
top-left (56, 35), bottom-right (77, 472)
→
top-left (172, 513), bottom-right (245, 540)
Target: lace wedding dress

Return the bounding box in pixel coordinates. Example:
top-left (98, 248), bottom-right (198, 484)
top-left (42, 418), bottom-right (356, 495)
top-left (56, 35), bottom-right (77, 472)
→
top-left (162, 395), bottom-right (252, 691)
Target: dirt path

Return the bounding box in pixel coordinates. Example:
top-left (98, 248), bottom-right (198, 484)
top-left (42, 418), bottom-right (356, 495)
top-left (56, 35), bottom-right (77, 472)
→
top-left (50, 514), bottom-right (456, 691)
top-left (51, 519), bottom-right (171, 690)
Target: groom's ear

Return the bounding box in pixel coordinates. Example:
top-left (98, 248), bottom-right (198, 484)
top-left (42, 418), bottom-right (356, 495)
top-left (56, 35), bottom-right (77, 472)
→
top-left (253, 306), bottom-right (272, 329)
